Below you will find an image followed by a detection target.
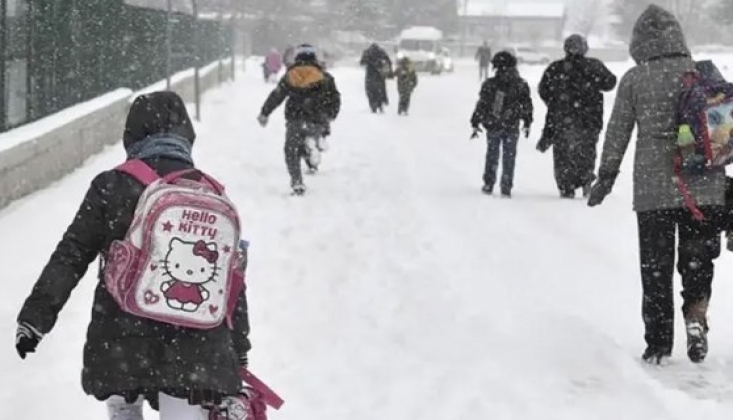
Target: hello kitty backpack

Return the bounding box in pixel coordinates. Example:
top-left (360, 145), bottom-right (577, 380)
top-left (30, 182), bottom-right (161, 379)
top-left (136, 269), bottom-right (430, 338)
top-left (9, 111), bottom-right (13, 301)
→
top-left (104, 159), bottom-right (245, 329)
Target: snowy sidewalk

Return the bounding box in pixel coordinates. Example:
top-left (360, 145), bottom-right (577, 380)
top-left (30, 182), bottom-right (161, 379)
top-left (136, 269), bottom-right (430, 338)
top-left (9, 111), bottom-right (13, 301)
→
top-left (2, 60), bottom-right (733, 419)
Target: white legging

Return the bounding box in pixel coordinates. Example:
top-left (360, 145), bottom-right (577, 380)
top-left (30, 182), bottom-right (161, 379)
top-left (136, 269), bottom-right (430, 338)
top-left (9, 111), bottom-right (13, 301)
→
top-left (107, 394), bottom-right (208, 420)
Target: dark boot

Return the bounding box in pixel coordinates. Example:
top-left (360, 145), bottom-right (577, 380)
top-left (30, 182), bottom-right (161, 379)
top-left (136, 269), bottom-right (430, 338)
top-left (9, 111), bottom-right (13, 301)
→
top-left (685, 299), bottom-right (709, 363)
top-left (560, 189), bottom-right (575, 199)
top-left (642, 346), bottom-right (672, 365)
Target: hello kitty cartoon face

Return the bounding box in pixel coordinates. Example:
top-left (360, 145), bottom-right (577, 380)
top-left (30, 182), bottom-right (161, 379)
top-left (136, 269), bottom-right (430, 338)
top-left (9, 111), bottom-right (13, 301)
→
top-left (163, 238), bottom-right (220, 285)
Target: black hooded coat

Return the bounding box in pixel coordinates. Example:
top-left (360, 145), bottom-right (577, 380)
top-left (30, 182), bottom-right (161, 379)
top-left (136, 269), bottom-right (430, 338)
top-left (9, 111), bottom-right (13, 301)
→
top-left (360, 44), bottom-right (392, 111)
top-left (17, 91), bottom-right (250, 402)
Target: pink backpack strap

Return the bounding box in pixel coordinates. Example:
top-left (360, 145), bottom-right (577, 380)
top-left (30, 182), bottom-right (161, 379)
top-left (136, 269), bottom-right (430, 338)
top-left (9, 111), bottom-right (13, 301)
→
top-left (115, 159), bottom-right (160, 186)
top-left (239, 368), bottom-right (284, 409)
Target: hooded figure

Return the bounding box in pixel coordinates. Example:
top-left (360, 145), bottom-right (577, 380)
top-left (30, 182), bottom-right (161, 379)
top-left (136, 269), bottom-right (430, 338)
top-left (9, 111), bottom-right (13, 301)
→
top-left (470, 51), bottom-right (533, 197)
top-left (16, 91), bottom-right (251, 417)
top-left (588, 5), bottom-right (727, 365)
top-left (360, 43), bottom-right (393, 113)
top-left (258, 44), bottom-right (341, 194)
top-left (538, 34), bottom-right (617, 198)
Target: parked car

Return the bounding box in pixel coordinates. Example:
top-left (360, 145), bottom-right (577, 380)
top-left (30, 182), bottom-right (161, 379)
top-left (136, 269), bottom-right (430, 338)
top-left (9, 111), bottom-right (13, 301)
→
top-left (504, 46), bottom-right (551, 65)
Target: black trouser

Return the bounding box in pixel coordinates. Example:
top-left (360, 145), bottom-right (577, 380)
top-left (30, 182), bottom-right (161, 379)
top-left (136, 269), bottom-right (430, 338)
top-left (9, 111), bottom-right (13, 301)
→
top-left (483, 130), bottom-right (519, 192)
top-left (285, 121), bottom-right (322, 186)
top-left (398, 91), bottom-right (413, 114)
top-left (637, 207), bottom-right (723, 352)
top-left (552, 127), bottom-right (599, 193)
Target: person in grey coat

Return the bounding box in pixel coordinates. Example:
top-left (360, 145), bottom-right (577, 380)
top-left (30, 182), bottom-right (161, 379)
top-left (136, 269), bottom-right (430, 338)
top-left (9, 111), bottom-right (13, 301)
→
top-left (587, 5), bottom-right (726, 365)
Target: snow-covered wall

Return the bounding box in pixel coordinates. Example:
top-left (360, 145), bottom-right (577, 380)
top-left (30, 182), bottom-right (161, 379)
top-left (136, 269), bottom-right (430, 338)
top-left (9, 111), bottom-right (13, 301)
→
top-left (0, 59), bottom-right (234, 210)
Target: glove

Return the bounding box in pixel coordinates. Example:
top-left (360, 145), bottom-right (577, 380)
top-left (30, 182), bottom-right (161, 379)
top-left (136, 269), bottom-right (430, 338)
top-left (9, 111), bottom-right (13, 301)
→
top-left (587, 174), bottom-right (617, 207)
top-left (257, 115), bottom-right (269, 127)
top-left (523, 126), bottom-right (531, 138)
top-left (16, 322), bottom-right (43, 359)
top-left (470, 126), bottom-right (483, 140)
top-left (536, 136), bottom-right (553, 153)
top-left (239, 353), bottom-right (249, 368)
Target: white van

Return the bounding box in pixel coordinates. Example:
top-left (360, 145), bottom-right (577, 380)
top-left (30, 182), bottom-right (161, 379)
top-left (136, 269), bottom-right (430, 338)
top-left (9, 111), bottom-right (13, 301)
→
top-left (396, 26), bottom-right (446, 74)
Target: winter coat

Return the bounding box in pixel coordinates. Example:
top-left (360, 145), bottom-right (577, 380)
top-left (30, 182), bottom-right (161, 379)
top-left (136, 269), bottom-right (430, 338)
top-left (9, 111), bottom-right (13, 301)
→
top-left (471, 68), bottom-right (534, 133)
top-left (395, 64), bottom-right (418, 95)
top-left (539, 54), bottom-right (617, 134)
top-left (17, 92), bottom-right (251, 402)
top-left (476, 45), bottom-right (492, 67)
top-left (360, 45), bottom-right (392, 107)
top-left (260, 61), bottom-right (341, 125)
top-left (596, 5), bottom-right (726, 212)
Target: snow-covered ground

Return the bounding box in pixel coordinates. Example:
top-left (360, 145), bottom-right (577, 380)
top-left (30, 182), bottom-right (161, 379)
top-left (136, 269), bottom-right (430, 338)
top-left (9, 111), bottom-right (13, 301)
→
top-left (3, 56), bottom-right (733, 419)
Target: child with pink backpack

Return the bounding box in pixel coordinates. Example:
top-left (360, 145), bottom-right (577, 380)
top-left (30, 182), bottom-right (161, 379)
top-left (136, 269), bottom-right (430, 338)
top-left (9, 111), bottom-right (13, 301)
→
top-left (15, 92), bottom-right (281, 420)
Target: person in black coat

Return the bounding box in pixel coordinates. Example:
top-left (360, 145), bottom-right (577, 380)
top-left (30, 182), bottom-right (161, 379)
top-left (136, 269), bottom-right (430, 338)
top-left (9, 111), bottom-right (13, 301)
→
top-left (360, 43), bottom-right (393, 113)
top-left (258, 44), bottom-right (341, 195)
top-left (15, 91), bottom-right (251, 418)
top-left (471, 51), bottom-right (534, 197)
top-left (538, 34), bottom-right (617, 198)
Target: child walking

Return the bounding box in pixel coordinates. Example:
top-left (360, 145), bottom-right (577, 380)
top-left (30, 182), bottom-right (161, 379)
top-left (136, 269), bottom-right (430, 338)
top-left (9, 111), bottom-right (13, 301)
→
top-left (470, 51), bottom-right (533, 197)
top-left (15, 91), bottom-right (251, 420)
top-left (395, 57), bottom-right (418, 116)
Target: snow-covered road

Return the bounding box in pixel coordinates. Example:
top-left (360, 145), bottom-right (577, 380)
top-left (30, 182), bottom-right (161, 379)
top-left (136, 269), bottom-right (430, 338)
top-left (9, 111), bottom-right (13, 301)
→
top-left (3, 58), bottom-right (733, 419)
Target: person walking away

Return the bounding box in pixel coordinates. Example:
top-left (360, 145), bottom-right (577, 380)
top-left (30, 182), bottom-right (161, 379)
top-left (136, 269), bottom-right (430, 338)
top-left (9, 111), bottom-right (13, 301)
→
top-left (539, 34), bottom-right (617, 198)
top-left (395, 57), bottom-right (418, 116)
top-left (470, 51), bottom-right (533, 198)
top-left (475, 41), bottom-right (492, 81)
top-left (263, 48), bottom-right (283, 83)
top-left (14, 91), bottom-right (252, 420)
top-left (587, 5), bottom-right (726, 364)
top-left (257, 44), bottom-right (341, 196)
top-left (360, 43), bottom-right (393, 113)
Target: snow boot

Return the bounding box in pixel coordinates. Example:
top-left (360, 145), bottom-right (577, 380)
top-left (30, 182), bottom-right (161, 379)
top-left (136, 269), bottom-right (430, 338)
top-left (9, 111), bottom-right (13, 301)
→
top-left (501, 189), bottom-right (512, 199)
top-left (685, 299), bottom-right (709, 363)
top-left (305, 137), bottom-right (321, 168)
top-left (642, 346), bottom-right (672, 365)
top-left (560, 189), bottom-right (575, 199)
top-left (291, 183), bottom-right (306, 196)
top-left (481, 185), bottom-right (493, 195)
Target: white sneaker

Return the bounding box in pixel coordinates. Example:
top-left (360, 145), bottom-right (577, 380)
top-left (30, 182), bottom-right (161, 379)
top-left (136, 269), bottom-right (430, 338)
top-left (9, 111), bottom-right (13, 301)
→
top-left (317, 137), bottom-right (329, 152)
top-left (306, 137), bottom-right (321, 167)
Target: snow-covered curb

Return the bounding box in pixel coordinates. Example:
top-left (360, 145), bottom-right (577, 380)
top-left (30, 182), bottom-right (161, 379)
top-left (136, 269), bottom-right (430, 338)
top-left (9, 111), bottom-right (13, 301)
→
top-left (0, 58), bottom-right (235, 209)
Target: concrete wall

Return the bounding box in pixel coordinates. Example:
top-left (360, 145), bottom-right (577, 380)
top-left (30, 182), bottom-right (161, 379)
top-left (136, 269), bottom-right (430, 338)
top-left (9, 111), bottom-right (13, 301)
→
top-left (0, 59), bottom-right (235, 210)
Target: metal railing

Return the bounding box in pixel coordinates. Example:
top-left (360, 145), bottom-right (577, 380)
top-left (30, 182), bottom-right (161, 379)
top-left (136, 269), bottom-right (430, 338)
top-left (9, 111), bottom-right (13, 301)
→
top-left (0, 0), bottom-right (233, 133)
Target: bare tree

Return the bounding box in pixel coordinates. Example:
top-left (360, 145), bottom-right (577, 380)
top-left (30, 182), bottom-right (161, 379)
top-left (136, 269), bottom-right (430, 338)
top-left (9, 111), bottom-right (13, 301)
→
top-left (570, 0), bottom-right (606, 37)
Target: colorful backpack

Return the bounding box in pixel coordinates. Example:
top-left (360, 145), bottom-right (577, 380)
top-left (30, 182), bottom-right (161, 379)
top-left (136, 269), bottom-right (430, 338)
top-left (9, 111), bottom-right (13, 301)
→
top-left (208, 368), bottom-right (285, 420)
top-left (674, 60), bottom-right (733, 219)
top-left (104, 159), bottom-right (245, 330)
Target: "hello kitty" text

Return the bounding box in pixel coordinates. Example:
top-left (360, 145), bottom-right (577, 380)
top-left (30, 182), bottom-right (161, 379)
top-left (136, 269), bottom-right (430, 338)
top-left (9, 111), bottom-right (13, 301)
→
top-left (179, 210), bottom-right (218, 239)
